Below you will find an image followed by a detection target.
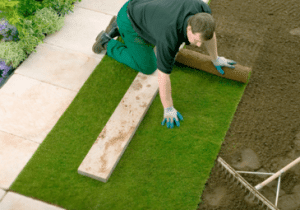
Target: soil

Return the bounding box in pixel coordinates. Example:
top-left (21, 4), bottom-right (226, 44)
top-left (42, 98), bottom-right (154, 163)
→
top-left (192, 0), bottom-right (300, 209)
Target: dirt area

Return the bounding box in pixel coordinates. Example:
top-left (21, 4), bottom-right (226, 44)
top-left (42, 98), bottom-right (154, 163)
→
top-left (193, 0), bottom-right (300, 209)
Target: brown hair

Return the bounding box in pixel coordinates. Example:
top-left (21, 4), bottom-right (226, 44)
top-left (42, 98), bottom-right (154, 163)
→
top-left (187, 13), bottom-right (216, 41)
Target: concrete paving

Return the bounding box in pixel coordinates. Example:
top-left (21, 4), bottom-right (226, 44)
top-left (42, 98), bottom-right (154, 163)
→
top-left (0, 189), bottom-right (6, 201)
top-left (0, 192), bottom-right (65, 210)
top-left (0, 74), bottom-right (77, 144)
top-left (0, 131), bottom-right (39, 190)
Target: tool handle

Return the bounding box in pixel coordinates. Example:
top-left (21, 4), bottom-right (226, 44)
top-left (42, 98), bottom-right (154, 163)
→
top-left (255, 156), bottom-right (300, 190)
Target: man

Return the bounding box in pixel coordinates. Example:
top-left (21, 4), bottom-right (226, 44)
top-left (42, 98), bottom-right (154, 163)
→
top-left (92, 0), bottom-right (237, 129)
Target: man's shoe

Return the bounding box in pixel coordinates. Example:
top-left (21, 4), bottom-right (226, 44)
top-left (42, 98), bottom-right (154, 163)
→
top-left (92, 31), bottom-right (111, 54)
top-left (106, 16), bottom-right (120, 38)
top-left (96, 16), bottom-right (120, 41)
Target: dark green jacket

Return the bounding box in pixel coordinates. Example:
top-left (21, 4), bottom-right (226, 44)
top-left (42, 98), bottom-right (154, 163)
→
top-left (127, 0), bottom-right (212, 74)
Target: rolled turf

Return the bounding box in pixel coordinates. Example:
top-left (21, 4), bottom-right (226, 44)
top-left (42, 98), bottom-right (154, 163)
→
top-left (9, 37), bottom-right (248, 209)
top-left (175, 48), bottom-right (252, 83)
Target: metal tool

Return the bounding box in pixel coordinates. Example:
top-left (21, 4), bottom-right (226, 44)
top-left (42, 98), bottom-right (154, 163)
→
top-left (217, 156), bottom-right (300, 210)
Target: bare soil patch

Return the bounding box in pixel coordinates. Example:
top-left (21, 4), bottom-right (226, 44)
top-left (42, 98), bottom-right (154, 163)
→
top-left (195, 0), bottom-right (300, 209)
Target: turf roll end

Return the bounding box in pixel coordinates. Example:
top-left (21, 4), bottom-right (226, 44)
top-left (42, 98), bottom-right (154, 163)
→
top-left (175, 49), bottom-right (252, 83)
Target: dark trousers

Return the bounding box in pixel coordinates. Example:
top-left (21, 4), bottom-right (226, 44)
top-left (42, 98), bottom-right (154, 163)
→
top-left (106, 0), bottom-right (157, 75)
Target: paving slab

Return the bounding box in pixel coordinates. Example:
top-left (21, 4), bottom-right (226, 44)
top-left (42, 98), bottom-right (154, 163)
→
top-left (78, 71), bottom-right (158, 182)
top-left (0, 189), bottom-right (6, 201)
top-left (15, 43), bottom-right (102, 91)
top-left (42, 5), bottom-right (119, 59)
top-left (0, 192), bottom-right (65, 210)
top-left (74, 0), bottom-right (129, 16)
top-left (0, 74), bottom-right (77, 143)
top-left (0, 131), bottom-right (39, 190)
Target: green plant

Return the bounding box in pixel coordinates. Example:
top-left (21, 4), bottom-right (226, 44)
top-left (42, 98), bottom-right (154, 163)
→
top-left (41, 0), bottom-right (79, 17)
top-left (0, 0), bottom-right (23, 28)
top-left (0, 41), bottom-right (27, 69)
top-left (14, 0), bottom-right (44, 19)
top-left (17, 7), bottom-right (65, 55)
top-left (0, 0), bottom-right (81, 69)
top-left (0, 7), bottom-right (64, 68)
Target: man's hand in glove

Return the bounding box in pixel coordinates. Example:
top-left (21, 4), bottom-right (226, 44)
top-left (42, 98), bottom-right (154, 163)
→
top-left (161, 106), bottom-right (184, 129)
top-left (212, 56), bottom-right (237, 75)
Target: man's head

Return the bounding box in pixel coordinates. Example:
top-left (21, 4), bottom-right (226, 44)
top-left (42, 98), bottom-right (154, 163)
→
top-left (187, 13), bottom-right (216, 47)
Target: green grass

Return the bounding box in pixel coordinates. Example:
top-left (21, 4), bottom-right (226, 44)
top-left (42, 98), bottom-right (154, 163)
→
top-left (10, 37), bottom-right (248, 210)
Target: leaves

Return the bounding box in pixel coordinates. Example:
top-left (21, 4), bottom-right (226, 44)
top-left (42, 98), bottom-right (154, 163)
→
top-left (0, 0), bottom-right (22, 27)
top-left (0, 0), bottom-right (81, 71)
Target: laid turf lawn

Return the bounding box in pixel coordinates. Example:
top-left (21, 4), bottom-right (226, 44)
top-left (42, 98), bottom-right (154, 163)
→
top-left (10, 36), bottom-right (248, 210)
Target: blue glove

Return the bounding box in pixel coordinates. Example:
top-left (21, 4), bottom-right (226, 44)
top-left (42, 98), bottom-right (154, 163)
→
top-left (212, 56), bottom-right (237, 75)
top-left (161, 106), bottom-right (184, 129)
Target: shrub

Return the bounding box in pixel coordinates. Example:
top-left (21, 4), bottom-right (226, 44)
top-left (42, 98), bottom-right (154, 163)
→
top-left (0, 0), bottom-right (81, 69)
top-left (17, 7), bottom-right (65, 56)
top-left (1, 16), bottom-right (21, 42)
top-left (0, 7), bottom-right (65, 69)
top-left (0, 0), bottom-right (23, 29)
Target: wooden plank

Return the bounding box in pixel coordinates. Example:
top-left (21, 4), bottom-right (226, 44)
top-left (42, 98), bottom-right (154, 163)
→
top-left (78, 71), bottom-right (159, 182)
